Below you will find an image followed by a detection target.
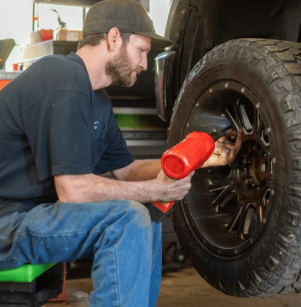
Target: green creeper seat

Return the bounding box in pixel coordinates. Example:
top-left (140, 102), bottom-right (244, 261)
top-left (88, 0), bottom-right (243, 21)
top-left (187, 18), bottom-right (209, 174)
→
top-left (0, 262), bottom-right (63, 307)
top-left (0, 262), bottom-right (57, 283)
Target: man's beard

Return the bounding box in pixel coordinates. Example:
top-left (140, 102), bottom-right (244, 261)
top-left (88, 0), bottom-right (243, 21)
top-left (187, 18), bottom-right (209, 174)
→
top-left (105, 44), bottom-right (141, 87)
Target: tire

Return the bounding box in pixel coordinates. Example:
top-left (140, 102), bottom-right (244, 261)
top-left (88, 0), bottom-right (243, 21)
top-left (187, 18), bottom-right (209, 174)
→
top-left (168, 38), bottom-right (301, 297)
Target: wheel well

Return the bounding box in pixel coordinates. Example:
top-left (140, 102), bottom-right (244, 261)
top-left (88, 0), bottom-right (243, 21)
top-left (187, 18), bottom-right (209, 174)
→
top-left (165, 0), bottom-right (301, 99)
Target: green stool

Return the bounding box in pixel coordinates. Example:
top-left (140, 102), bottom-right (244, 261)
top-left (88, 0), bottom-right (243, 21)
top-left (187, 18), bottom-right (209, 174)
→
top-left (0, 263), bottom-right (63, 307)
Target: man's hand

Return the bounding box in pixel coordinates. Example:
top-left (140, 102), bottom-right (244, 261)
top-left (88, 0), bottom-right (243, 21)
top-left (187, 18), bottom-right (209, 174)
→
top-left (202, 129), bottom-right (242, 167)
top-left (154, 170), bottom-right (194, 201)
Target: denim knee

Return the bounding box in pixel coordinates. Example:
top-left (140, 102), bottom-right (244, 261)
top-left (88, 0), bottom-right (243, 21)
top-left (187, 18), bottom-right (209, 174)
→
top-left (82, 199), bottom-right (153, 241)
top-left (120, 200), bottom-right (152, 227)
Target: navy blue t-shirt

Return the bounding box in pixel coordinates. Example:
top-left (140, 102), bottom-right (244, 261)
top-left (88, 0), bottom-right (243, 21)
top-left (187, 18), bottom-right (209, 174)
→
top-left (0, 52), bottom-right (134, 216)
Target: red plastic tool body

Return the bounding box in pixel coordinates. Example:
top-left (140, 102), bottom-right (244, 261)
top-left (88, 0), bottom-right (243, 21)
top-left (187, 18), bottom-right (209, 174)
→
top-left (152, 132), bottom-right (215, 213)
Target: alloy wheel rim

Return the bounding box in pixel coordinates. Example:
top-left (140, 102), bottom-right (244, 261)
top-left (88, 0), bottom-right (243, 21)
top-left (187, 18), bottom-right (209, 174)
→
top-left (180, 80), bottom-right (277, 256)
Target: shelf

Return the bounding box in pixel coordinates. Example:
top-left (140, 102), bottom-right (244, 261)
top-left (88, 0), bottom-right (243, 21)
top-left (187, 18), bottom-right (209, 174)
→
top-left (21, 40), bottom-right (78, 62)
top-left (34, 0), bottom-right (98, 7)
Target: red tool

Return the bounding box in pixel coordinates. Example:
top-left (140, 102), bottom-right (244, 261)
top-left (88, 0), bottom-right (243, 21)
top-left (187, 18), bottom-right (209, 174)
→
top-left (145, 131), bottom-right (217, 223)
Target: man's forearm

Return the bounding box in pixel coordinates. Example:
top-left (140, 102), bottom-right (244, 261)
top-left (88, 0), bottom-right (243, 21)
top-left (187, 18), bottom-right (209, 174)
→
top-left (55, 173), bottom-right (158, 203)
top-left (112, 159), bottom-right (162, 181)
top-left (54, 171), bottom-right (191, 204)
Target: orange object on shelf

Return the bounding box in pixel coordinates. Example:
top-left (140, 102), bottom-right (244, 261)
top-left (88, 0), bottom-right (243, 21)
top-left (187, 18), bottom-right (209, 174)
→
top-left (30, 29), bottom-right (53, 44)
top-left (40, 29), bottom-right (54, 41)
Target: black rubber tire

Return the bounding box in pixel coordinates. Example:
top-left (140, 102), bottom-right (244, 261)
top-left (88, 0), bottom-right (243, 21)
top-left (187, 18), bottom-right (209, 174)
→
top-left (168, 39), bottom-right (301, 297)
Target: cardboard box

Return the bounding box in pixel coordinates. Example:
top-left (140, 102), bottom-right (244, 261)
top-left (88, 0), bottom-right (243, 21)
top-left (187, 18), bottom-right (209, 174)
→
top-left (56, 30), bottom-right (83, 42)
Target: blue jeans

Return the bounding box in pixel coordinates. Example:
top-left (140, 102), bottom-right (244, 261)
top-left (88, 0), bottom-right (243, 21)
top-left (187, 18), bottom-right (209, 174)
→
top-left (0, 200), bottom-right (162, 307)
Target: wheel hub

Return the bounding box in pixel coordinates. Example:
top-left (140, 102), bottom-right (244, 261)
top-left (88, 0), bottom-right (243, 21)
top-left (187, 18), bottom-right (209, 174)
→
top-left (234, 140), bottom-right (269, 198)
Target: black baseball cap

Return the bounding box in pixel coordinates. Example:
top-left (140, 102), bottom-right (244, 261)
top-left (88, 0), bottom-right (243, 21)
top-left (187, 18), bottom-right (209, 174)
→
top-left (83, 0), bottom-right (174, 50)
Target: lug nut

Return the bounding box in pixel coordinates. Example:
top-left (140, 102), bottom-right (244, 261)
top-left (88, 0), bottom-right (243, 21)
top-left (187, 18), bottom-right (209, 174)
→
top-left (230, 131), bottom-right (237, 139)
top-left (244, 177), bottom-right (253, 184)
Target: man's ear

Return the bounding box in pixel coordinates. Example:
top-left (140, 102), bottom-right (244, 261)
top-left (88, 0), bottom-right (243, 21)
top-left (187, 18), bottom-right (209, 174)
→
top-left (107, 27), bottom-right (122, 52)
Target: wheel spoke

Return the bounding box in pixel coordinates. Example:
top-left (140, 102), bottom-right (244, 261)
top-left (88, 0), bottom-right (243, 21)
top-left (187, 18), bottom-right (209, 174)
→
top-left (254, 106), bottom-right (266, 136)
top-left (262, 188), bottom-right (271, 209)
top-left (237, 204), bottom-right (256, 239)
top-left (207, 177), bottom-right (231, 191)
top-left (258, 116), bottom-right (264, 133)
top-left (256, 203), bottom-right (263, 224)
top-left (226, 203), bottom-right (243, 232)
top-left (253, 105), bottom-right (259, 132)
top-left (208, 178), bottom-right (236, 210)
top-left (225, 108), bottom-right (240, 131)
top-left (260, 121), bottom-right (270, 148)
top-left (238, 104), bottom-right (252, 132)
top-left (233, 100), bottom-right (243, 130)
top-left (225, 202), bottom-right (260, 239)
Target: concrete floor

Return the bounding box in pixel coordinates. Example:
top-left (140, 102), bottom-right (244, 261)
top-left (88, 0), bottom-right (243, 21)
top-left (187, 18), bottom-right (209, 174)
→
top-left (45, 266), bottom-right (301, 307)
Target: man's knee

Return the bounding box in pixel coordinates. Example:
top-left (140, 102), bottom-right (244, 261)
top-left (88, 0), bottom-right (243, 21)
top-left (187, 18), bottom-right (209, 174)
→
top-left (118, 200), bottom-right (152, 227)
top-left (85, 199), bottom-right (152, 229)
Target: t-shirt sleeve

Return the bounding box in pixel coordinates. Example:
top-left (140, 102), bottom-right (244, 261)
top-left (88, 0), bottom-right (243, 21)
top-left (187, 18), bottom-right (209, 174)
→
top-left (22, 90), bottom-right (93, 180)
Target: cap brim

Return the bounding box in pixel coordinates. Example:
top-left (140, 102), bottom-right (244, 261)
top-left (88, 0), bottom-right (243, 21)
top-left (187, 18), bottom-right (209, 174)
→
top-left (134, 32), bottom-right (174, 50)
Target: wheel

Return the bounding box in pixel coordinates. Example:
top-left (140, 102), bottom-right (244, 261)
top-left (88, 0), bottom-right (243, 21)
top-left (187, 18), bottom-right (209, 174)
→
top-left (168, 38), bottom-right (301, 297)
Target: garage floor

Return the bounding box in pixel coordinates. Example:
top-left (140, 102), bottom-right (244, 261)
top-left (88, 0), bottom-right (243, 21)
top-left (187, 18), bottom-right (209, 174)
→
top-left (45, 265), bottom-right (301, 307)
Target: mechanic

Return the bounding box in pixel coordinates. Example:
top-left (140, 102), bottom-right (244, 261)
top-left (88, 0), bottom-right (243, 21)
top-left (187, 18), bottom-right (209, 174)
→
top-left (0, 0), bottom-right (242, 306)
